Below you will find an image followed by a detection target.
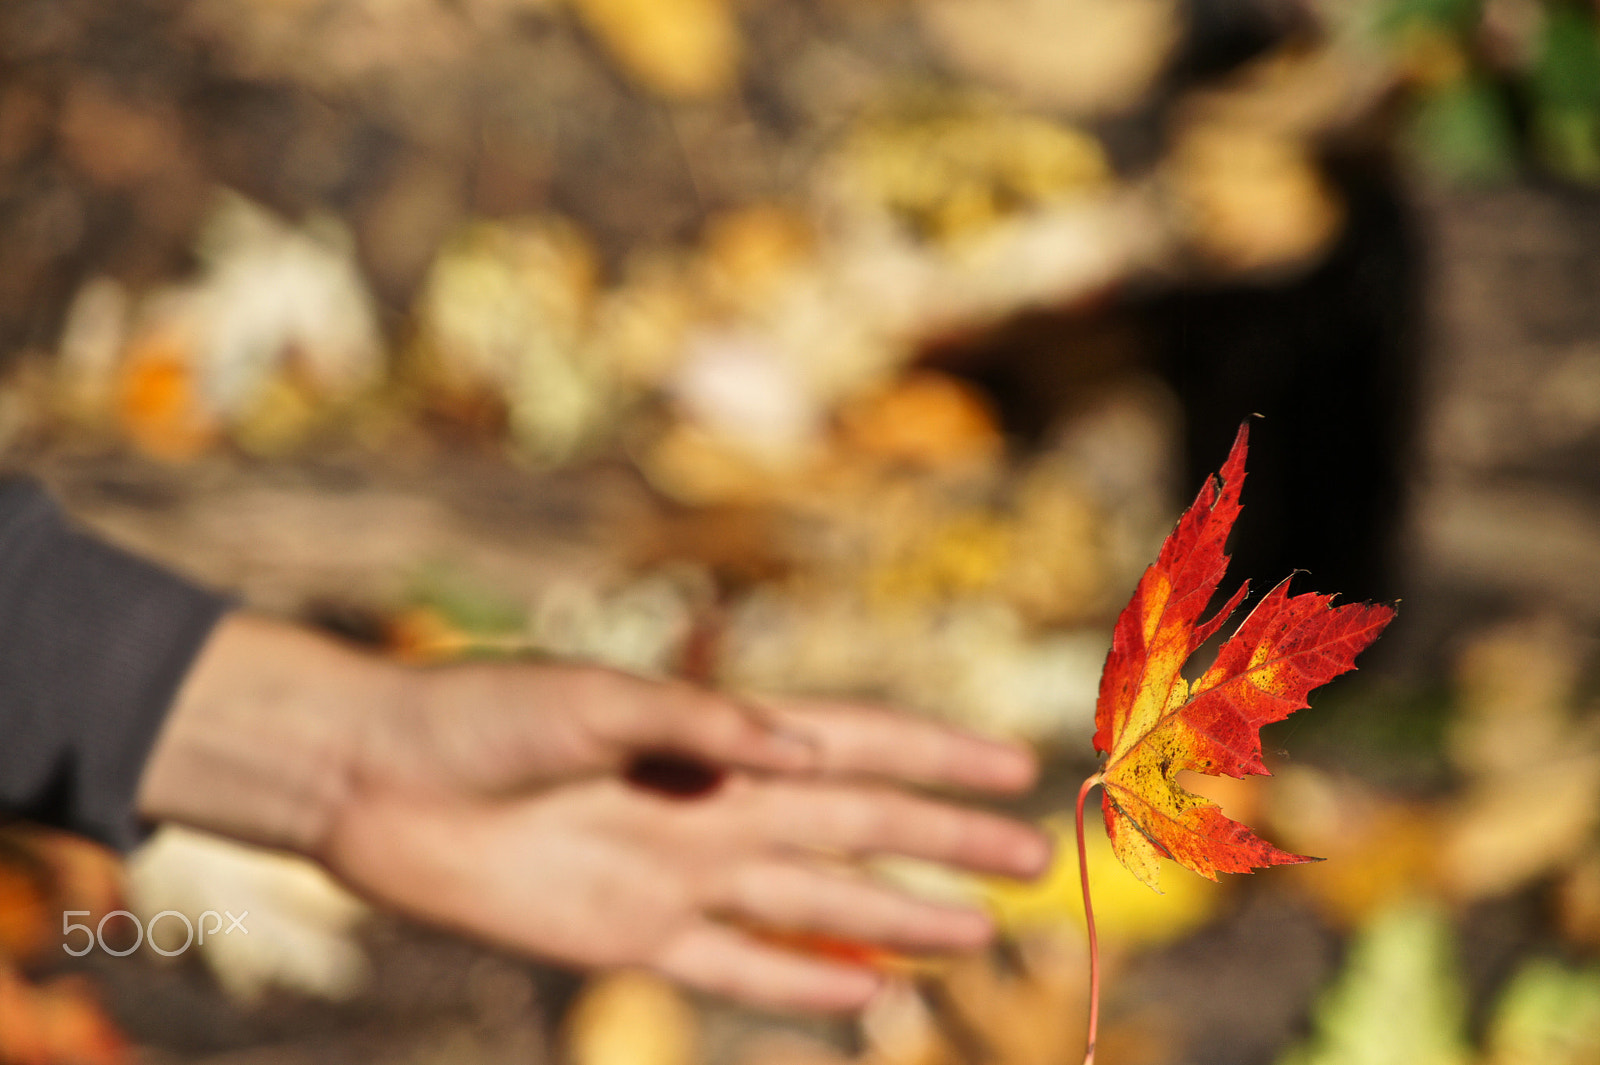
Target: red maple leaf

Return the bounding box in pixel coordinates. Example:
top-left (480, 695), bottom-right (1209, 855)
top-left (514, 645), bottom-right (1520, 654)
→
top-left (1092, 423), bottom-right (1394, 890)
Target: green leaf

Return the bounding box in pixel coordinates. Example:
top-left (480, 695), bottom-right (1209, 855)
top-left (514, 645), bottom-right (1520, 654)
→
top-left (1486, 958), bottom-right (1600, 1065)
top-left (1534, 107), bottom-right (1600, 181)
top-left (1533, 6), bottom-right (1600, 111)
top-left (1277, 901), bottom-right (1471, 1065)
top-left (1375, 0), bottom-right (1482, 37)
top-left (1531, 6), bottom-right (1600, 181)
top-left (406, 561), bottom-right (528, 638)
top-left (1407, 77), bottom-right (1518, 184)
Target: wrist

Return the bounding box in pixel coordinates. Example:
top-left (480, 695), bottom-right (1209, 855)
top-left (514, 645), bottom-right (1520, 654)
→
top-left (135, 612), bottom-right (406, 860)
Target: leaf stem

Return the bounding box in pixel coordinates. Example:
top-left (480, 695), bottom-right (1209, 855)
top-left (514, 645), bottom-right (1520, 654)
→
top-left (1076, 772), bottom-right (1104, 1065)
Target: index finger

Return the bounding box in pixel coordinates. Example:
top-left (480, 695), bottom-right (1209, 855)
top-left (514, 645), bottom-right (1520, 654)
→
top-left (753, 696), bottom-right (1038, 795)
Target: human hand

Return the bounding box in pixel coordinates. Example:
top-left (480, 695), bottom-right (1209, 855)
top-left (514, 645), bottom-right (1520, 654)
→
top-left (324, 766), bottom-right (1049, 1011)
top-left (331, 633), bottom-right (1048, 1009)
top-left (140, 613), bottom-right (1050, 1011)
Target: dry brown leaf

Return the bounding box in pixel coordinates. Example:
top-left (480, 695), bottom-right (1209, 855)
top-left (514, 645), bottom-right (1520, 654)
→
top-left (1439, 620), bottom-right (1600, 900)
top-left (1164, 123), bottom-right (1344, 275)
top-left (58, 81), bottom-right (190, 190)
top-left (837, 372), bottom-right (1002, 471)
top-left (929, 934), bottom-right (1174, 1065)
top-left (1441, 753), bottom-right (1600, 900)
top-left (1449, 618), bottom-right (1579, 776)
top-left (699, 205), bottom-right (816, 314)
top-left (919, 0), bottom-right (1180, 115)
top-left (1556, 849), bottom-right (1600, 950)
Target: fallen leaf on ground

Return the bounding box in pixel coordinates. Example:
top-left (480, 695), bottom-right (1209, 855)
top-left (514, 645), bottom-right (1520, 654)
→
top-left (1485, 957), bottom-right (1600, 1065)
top-left (1264, 766), bottom-right (1443, 927)
top-left (567, 0), bottom-right (740, 99)
top-left (563, 970), bottom-right (699, 1065)
top-left (1439, 619), bottom-right (1600, 899)
top-left (0, 969), bottom-right (127, 1065)
top-left (1277, 901), bottom-right (1470, 1065)
top-left (976, 818), bottom-right (1222, 946)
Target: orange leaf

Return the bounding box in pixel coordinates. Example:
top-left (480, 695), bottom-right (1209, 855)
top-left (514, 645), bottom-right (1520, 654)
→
top-left (116, 335), bottom-right (217, 462)
top-left (743, 927), bottom-right (946, 977)
top-left (750, 928), bottom-right (896, 969)
top-left (0, 967), bottom-right (127, 1065)
top-left (1093, 424), bottom-right (1394, 891)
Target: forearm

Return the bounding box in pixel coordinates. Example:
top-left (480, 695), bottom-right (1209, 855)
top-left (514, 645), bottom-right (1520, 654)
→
top-left (135, 613), bottom-right (404, 859)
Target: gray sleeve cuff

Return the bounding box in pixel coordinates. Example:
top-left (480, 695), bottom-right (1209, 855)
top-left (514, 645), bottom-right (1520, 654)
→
top-left (0, 478), bottom-right (230, 851)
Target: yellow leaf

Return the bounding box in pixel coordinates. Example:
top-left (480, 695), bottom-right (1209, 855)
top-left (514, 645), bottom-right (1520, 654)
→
top-left (564, 971), bottom-right (699, 1065)
top-left (567, 0), bottom-right (740, 99)
top-left (977, 818), bottom-right (1222, 948)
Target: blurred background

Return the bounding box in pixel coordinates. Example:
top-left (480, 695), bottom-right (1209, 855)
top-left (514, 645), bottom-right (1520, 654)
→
top-left (3, 0), bottom-right (1600, 1062)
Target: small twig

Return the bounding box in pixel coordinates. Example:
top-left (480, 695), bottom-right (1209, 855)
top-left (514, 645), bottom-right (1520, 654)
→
top-left (1076, 773), bottom-right (1104, 1065)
